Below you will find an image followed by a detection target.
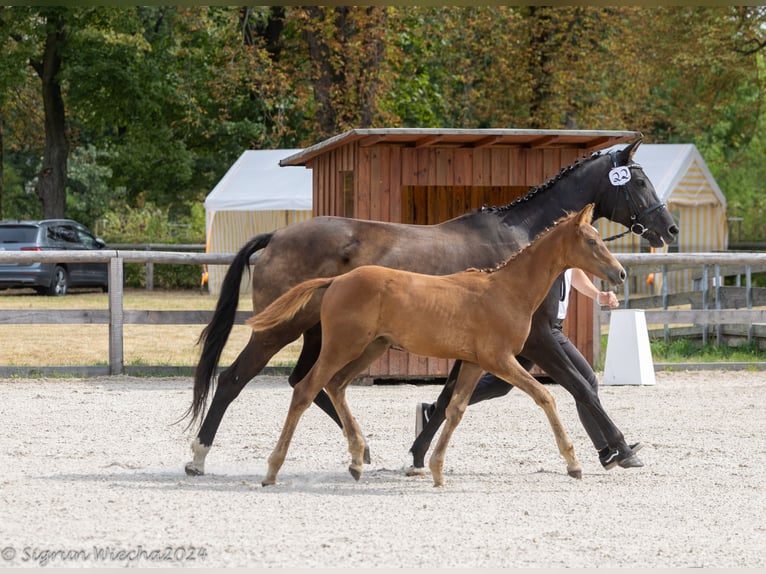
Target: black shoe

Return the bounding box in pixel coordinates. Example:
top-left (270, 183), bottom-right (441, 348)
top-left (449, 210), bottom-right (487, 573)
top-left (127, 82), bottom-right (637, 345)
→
top-left (415, 402), bottom-right (432, 438)
top-left (600, 442), bottom-right (645, 470)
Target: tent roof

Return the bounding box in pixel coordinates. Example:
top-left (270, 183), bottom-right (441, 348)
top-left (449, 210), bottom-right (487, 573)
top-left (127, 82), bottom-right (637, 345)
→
top-left (614, 143), bottom-right (726, 208)
top-left (205, 149), bottom-right (312, 212)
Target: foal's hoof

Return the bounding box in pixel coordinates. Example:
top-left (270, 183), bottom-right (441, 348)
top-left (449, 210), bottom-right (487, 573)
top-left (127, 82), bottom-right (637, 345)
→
top-left (567, 468), bottom-right (583, 480)
top-left (405, 465), bottom-right (427, 477)
top-left (184, 462), bottom-right (204, 476)
top-left (348, 466), bottom-right (362, 481)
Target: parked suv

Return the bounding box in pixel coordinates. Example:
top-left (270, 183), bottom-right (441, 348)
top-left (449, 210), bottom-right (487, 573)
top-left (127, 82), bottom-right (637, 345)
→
top-left (0, 219), bottom-right (108, 296)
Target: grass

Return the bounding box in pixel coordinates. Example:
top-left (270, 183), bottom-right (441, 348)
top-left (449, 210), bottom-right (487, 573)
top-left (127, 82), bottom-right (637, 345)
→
top-left (649, 338), bottom-right (766, 363)
top-left (598, 334), bottom-right (766, 369)
top-left (0, 287), bottom-right (302, 368)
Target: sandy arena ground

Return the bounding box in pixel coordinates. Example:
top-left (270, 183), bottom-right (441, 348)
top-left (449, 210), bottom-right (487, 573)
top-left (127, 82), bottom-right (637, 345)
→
top-left (1, 370), bottom-right (764, 568)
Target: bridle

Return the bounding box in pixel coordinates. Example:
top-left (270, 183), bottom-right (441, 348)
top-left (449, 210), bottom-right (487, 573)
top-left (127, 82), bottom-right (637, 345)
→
top-left (603, 150), bottom-right (666, 242)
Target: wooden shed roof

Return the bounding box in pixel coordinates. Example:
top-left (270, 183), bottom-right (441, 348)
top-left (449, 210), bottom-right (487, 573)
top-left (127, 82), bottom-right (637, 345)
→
top-left (280, 128), bottom-right (642, 167)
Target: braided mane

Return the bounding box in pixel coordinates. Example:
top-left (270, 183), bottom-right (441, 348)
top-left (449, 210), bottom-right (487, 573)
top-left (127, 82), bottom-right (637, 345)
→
top-left (467, 210), bottom-right (575, 274)
top-left (481, 150), bottom-right (603, 214)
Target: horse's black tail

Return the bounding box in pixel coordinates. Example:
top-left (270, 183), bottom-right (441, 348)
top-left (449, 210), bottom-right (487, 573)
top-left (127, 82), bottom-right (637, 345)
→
top-left (185, 232), bottom-right (274, 428)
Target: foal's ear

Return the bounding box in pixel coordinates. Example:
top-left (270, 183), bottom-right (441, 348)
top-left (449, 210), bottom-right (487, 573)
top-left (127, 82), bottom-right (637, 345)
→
top-left (576, 203), bottom-right (596, 227)
top-left (615, 135), bottom-right (643, 164)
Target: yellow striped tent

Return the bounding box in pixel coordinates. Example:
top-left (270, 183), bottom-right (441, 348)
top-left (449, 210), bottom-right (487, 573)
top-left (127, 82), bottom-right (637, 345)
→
top-left (204, 150), bottom-right (312, 295)
top-left (597, 144), bottom-right (727, 296)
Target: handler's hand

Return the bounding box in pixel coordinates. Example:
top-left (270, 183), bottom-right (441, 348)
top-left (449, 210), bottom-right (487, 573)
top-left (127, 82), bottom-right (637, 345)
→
top-left (597, 291), bottom-right (619, 309)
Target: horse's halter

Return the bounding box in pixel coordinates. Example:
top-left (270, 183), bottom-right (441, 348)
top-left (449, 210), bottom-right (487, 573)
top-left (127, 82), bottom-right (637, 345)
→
top-left (603, 150), bottom-right (666, 242)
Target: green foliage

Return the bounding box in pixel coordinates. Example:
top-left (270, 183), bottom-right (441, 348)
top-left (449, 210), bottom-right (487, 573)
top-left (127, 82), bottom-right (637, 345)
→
top-left (3, 6), bottom-right (766, 240)
top-left (99, 202), bottom-right (205, 289)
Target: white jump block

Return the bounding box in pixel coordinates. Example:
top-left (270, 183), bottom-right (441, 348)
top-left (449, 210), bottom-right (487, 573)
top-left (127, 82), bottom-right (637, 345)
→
top-left (603, 309), bottom-right (656, 386)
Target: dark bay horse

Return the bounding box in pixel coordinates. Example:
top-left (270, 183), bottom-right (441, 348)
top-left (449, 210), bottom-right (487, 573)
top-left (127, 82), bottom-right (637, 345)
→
top-left (247, 205), bottom-right (626, 486)
top-left (185, 137), bottom-right (678, 476)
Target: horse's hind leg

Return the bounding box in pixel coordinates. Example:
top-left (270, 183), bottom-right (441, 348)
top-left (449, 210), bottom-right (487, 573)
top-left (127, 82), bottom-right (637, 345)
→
top-left (187, 318), bottom-right (323, 477)
top-left (428, 361), bottom-right (484, 487)
top-left (186, 332), bottom-right (282, 476)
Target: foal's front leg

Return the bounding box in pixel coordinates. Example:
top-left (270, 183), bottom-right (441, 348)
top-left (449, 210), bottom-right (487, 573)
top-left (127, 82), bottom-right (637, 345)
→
top-left (490, 357), bottom-right (582, 479)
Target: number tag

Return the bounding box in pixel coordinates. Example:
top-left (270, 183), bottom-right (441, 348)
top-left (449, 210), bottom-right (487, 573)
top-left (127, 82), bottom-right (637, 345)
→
top-left (609, 166), bottom-right (631, 186)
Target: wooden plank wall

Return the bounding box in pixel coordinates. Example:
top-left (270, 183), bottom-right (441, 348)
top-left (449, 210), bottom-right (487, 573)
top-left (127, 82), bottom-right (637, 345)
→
top-left (311, 143), bottom-right (595, 379)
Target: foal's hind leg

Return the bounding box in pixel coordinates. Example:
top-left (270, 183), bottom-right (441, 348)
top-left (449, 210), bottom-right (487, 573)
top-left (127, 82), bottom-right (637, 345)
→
top-left (261, 368), bottom-right (328, 486)
top-left (290, 324), bottom-right (370, 465)
top-left (262, 338), bottom-right (376, 486)
top-left (428, 361), bottom-right (484, 487)
top-left (186, 321), bottom-right (338, 476)
top-left (324, 339), bottom-right (389, 481)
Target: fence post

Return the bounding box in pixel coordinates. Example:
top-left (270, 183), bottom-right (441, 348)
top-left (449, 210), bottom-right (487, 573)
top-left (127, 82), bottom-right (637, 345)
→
top-left (146, 245), bottom-right (154, 291)
top-left (108, 257), bottom-right (125, 375)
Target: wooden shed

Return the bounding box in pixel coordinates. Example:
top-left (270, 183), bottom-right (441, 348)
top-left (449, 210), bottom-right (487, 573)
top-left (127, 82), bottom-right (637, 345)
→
top-left (280, 128), bottom-right (639, 380)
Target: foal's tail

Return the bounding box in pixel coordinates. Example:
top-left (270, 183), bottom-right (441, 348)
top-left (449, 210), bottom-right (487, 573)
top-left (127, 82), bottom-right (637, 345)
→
top-left (187, 232), bottom-right (274, 427)
top-left (246, 277), bottom-right (334, 333)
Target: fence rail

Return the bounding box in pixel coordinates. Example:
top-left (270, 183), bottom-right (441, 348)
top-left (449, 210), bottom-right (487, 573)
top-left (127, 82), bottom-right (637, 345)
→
top-left (1, 250), bottom-right (766, 376)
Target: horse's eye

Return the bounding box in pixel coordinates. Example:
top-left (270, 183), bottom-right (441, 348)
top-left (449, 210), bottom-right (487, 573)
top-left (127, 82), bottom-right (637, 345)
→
top-left (587, 239), bottom-right (597, 246)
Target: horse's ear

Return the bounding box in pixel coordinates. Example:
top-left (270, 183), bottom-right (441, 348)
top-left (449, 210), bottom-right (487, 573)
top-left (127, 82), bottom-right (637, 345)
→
top-left (616, 135), bottom-right (643, 165)
top-left (577, 203), bottom-right (595, 226)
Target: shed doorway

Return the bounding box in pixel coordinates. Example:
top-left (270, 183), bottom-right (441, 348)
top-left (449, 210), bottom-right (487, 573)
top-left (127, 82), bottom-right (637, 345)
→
top-left (402, 185), bottom-right (530, 225)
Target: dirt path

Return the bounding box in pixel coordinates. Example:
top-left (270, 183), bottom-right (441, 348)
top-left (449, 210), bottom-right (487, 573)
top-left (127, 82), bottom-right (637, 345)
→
top-left (1, 370), bottom-right (764, 568)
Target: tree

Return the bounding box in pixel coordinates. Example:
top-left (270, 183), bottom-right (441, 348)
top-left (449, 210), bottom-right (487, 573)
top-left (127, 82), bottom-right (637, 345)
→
top-left (29, 7), bottom-right (69, 218)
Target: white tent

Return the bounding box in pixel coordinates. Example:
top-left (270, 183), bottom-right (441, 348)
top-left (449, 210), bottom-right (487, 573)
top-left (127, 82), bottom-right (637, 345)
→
top-left (204, 149), bottom-right (313, 295)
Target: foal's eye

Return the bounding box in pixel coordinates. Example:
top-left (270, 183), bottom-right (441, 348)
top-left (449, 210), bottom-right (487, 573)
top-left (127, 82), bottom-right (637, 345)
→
top-left (587, 239), bottom-right (597, 246)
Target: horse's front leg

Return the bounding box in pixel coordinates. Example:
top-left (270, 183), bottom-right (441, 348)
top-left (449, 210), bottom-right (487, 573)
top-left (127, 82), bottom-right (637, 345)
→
top-left (428, 362), bottom-right (484, 487)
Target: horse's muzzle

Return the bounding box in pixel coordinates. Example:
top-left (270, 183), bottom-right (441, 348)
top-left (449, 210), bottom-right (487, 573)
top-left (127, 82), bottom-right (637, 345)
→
top-left (609, 267), bottom-right (627, 286)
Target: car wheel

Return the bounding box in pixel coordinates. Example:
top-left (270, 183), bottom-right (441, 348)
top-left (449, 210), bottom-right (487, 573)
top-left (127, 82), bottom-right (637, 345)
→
top-left (47, 265), bottom-right (68, 296)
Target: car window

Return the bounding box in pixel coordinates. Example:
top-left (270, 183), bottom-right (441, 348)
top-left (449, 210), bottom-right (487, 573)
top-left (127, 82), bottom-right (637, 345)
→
top-left (0, 226), bottom-right (37, 243)
top-left (75, 227), bottom-right (100, 249)
top-left (49, 225), bottom-right (80, 245)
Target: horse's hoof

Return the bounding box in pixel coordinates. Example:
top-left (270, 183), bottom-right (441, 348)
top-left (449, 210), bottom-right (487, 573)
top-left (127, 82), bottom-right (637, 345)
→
top-left (568, 468), bottom-right (583, 479)
top-left (349, 466), bottom-right (362, 481)
top-left (405, 465), bottom-right (427, 477)
top-left (363, 444), bottom-right (371, 465)
top-left (184, 463), bottom-right (204, 476)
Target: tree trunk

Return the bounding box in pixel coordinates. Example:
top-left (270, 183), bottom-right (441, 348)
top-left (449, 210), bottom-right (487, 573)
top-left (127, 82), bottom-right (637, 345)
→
top-left (0, 112), bottom-right (4, 219)
top-left (31, 11), bottom-right (68, 219)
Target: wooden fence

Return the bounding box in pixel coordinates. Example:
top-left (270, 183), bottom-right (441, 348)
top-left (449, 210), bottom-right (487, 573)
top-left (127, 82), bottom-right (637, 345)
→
top-left (1, 250), bottom-right (766, 376)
